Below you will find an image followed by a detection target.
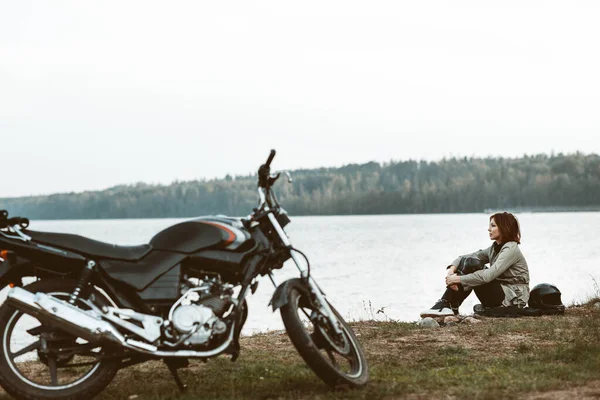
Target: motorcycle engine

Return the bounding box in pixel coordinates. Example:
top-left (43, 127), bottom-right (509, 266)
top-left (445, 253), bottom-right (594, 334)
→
top-left (168, 279), bottom-right (233, 346)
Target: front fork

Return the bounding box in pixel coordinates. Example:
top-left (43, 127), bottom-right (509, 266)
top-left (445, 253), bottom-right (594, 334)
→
top-left (266, 213), bottom-right (344, 336)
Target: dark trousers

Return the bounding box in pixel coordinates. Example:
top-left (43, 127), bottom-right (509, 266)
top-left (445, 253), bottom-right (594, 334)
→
top-left (442, 280), bottom-right (505, 310)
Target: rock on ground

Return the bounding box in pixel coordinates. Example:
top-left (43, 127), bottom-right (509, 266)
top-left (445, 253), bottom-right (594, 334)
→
top-left (463, 317), bottom-right (482, 324)
top-left (417, 317), bottom-right (440, 328)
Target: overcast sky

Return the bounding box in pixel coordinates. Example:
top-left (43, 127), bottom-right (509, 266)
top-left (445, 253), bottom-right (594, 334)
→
top-left (1, 1), bottom-right (599, 198)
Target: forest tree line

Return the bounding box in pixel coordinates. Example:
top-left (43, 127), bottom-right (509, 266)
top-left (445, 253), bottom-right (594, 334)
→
top-left (1, 153), bottom-right (599, 219)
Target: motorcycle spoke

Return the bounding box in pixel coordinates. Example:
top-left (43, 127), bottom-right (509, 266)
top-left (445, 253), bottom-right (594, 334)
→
top-left (325, 348), bottom-right (339, 367)
top-left (338, 351), bottom-right (355, 363)
top-left (47, 356), bottom-right (58, 386)
top-left (300, 308), bottom-right (312, 320)
top-left (335, 340), bottom-right (355, 361)
top-left (10, 340), bottom-right (41, 359)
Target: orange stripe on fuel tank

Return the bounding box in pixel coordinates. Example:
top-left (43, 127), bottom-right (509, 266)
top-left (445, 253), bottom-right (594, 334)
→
top-left (202, 222), bottom-right (236, 245)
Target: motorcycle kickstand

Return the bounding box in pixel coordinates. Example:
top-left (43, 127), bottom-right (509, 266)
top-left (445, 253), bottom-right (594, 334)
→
top-left (164, 358), bottom-right (189, 393)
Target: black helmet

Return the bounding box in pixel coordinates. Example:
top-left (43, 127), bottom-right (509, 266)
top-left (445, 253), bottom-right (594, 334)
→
top-left (528, 283), bottom-right (565, 315)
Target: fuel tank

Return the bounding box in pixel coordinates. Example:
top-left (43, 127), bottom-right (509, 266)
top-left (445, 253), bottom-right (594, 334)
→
top-left (150, 216), bottom-right (253, 253)
top-left (151, 216), bottom-right (257, 284)
top-left (101, 217), bottom-right (256, 297)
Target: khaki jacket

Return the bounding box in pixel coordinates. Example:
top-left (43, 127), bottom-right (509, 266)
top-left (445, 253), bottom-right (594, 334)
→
top-left (450, 241), bottom-right (530, 307)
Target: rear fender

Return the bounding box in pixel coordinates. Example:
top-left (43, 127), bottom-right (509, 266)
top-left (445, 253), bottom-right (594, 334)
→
top-left (269, 278), bottom-right (310, 312)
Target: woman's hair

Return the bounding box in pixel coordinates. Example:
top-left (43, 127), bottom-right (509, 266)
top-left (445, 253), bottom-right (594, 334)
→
top-left (490, 212), bottom-right (521, 244)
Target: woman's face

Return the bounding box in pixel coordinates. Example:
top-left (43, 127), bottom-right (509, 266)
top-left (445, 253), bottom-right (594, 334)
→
top-left (488, 218), bottom-right (501, 242)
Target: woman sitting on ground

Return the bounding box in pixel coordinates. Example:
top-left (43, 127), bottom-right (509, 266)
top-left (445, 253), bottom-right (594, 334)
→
top-left (420, 212), bottom-right (530, 318)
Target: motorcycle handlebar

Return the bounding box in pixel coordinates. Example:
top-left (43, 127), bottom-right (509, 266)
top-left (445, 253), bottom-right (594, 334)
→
top-left (265, 150), bottom-right (276, 168)
top-left (0, 217), bottom-right (29, 230)
top-left (258, 150), bottom-right (276, 188)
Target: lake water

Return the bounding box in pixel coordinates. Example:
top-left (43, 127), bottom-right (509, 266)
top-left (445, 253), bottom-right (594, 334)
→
top-left (2, 213), bottom-right (599, 337)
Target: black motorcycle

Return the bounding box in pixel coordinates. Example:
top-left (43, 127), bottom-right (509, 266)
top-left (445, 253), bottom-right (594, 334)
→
top-left (0, 150), bottom-right (368, 400)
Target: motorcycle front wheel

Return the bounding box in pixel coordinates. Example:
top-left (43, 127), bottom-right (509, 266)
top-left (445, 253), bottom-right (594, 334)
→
top-left (280, 288), bottom-right (368, 388)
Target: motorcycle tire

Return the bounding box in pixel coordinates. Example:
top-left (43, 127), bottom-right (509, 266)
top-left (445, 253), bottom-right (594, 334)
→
top-left (0, 279), bottom-right (119, 400)
top-left (280, 288), bottom-right (368, 388)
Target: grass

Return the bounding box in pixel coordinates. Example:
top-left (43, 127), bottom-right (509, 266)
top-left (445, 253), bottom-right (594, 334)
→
top-left (1, 302), bottom-right (600, 399)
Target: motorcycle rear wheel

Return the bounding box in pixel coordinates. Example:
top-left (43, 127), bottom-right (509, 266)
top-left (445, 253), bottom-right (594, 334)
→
top-left (0, 279), bottom-right (119, 400)
top-left (280, 288), bottom-right (368, 388)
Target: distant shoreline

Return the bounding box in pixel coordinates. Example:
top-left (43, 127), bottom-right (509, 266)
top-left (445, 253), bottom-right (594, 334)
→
top-left (2, 152), bottom-right (600, 219)
top-left (17, 208), bottom-right (600, 222)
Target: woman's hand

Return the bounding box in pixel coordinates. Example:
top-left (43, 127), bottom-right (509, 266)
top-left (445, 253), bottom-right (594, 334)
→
top-left (446, 266), bottom-right (459, 291)
top-left (446, 273), bottom-right (461, 291)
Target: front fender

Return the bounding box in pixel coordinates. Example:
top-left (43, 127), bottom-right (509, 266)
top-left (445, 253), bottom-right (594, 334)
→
top-left (269, 278), bottom-right (309, 312)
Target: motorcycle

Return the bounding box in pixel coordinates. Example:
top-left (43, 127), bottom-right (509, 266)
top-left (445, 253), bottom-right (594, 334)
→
top-left (0, 150), bottom-right (368, 400)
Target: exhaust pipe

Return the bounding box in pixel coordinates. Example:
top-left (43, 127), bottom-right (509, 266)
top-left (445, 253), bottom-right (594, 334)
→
top-left (6, 287), bottom-right (127, 345)
top-left (6, 287), bottom-right (237, 357)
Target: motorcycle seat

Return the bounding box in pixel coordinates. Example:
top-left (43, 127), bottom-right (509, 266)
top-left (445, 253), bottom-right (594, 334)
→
top-left (25, 230), bottom-right (152, 261)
